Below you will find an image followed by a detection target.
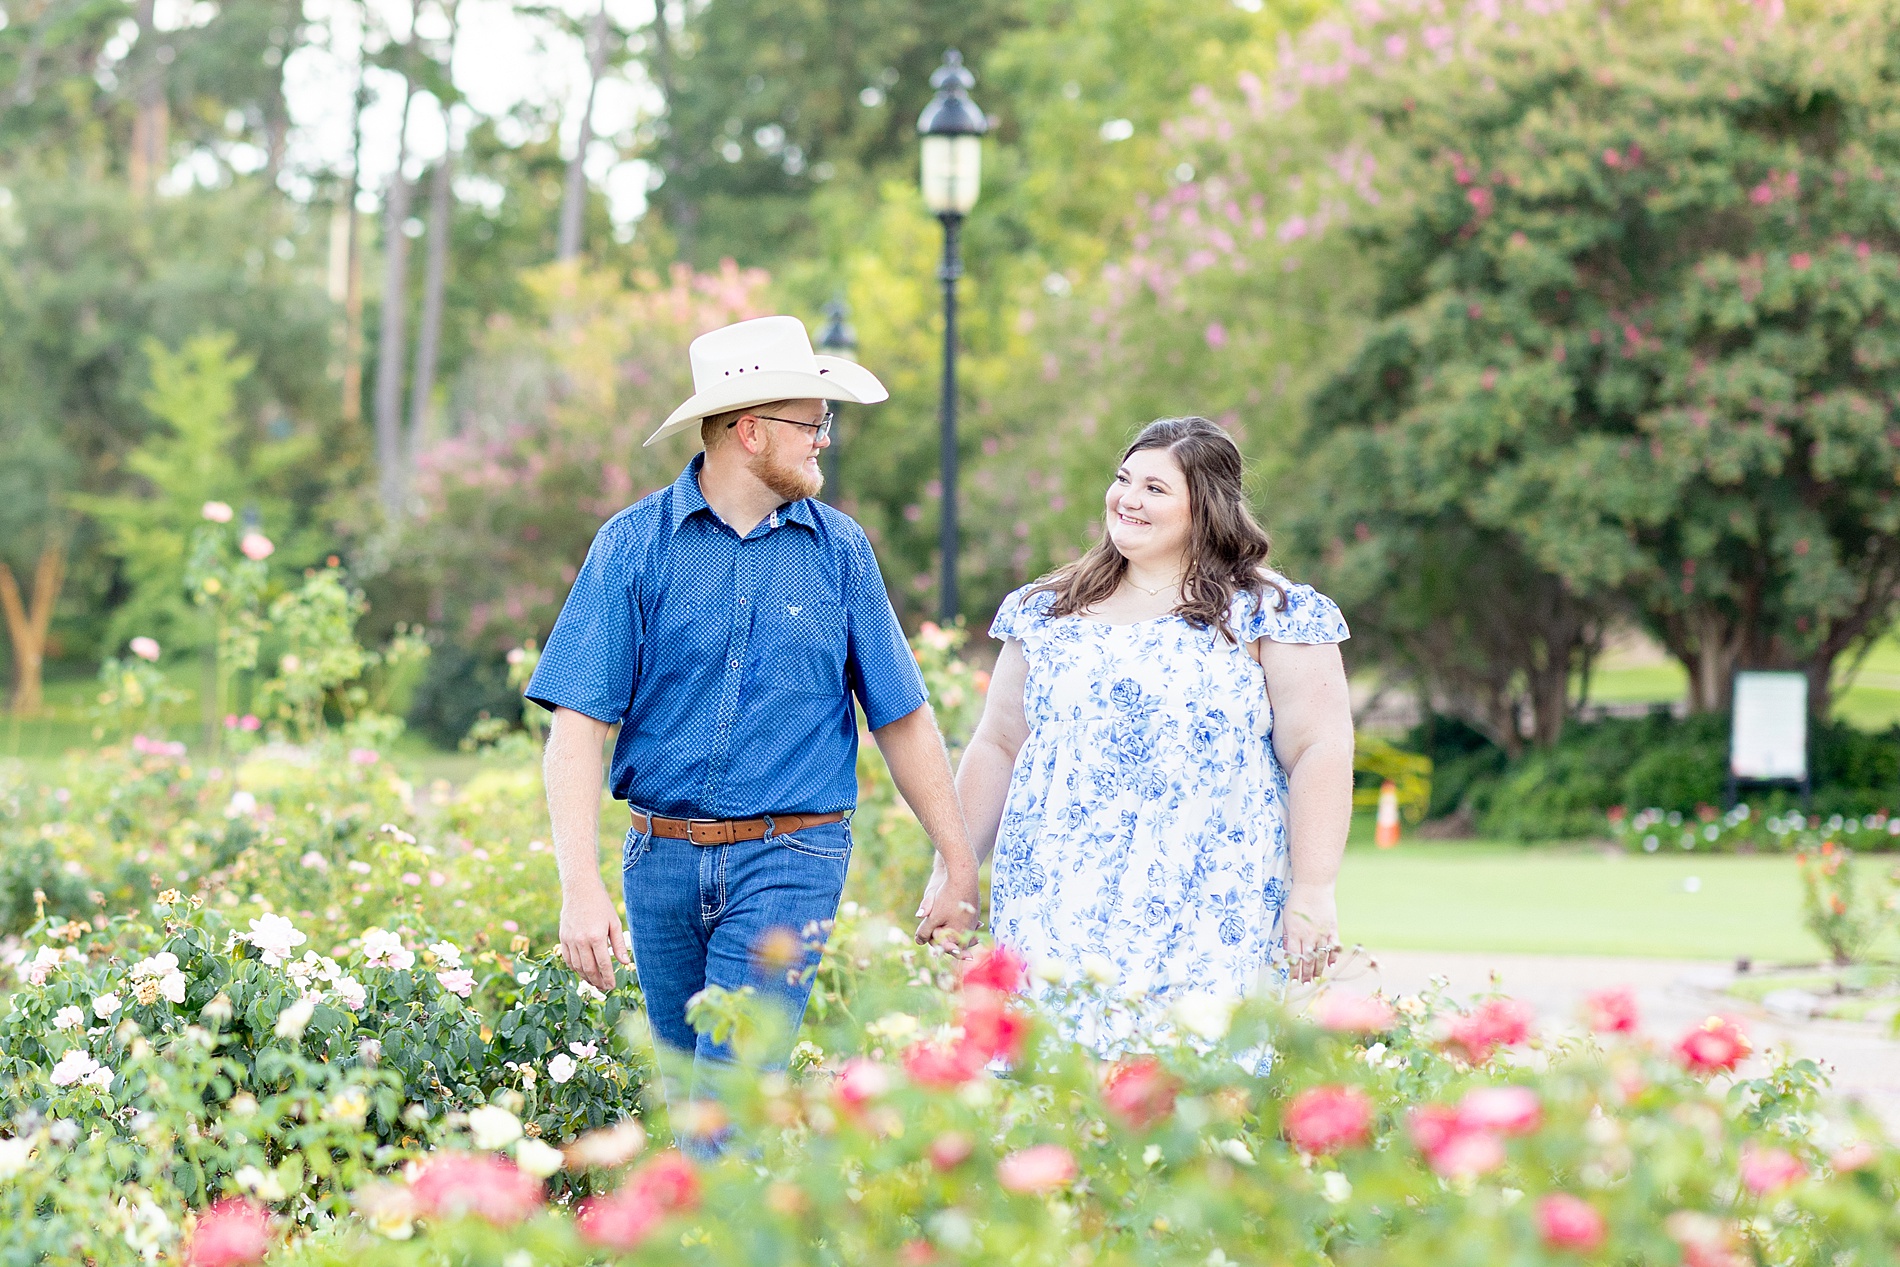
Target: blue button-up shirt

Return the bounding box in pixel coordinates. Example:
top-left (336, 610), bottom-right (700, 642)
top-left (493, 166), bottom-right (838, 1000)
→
top-left (525, 455), bottom-right (928, 819)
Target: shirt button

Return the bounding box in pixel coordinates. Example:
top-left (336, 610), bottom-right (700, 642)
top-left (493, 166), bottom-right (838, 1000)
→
top-left (738, 597), bottom-right (747, 604)
top-left (730, 659), bottom-right (740, 668)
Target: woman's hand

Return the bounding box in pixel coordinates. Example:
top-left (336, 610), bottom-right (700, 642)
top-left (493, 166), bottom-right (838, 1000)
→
top-left (1282, 881), bottom-right (1339, 984)
top-left (916, 852), bottom-right (949, 921)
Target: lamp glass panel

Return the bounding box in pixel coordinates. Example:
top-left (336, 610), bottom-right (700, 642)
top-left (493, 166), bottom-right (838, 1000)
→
top-left (920, 134), bottom-right (982, 214)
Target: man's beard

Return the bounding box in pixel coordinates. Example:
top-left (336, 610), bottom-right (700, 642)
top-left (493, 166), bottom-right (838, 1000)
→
top-left (748, 428), bottom-right (823, 503)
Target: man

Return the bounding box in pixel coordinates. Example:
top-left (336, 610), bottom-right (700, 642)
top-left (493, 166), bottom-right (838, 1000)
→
top-left (525, 314), bottom-right (981, 1088)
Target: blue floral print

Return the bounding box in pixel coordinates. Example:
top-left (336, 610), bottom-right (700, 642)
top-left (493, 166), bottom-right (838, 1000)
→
top-left (988, 579), bottom-right (1349, 1009)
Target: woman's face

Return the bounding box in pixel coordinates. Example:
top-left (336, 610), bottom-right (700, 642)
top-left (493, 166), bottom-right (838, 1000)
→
top-left (1105, 446), bottom-right (1191, 565)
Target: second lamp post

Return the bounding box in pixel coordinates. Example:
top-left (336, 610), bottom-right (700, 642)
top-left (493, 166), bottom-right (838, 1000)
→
top-left (917, 49), bottom-right (987, 625)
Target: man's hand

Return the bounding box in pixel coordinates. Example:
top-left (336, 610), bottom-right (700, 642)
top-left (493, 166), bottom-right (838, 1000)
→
top-left (559, 881), bottom-right (631, 993)
top-left (1281, 881), bottom-right (1339, 985)
top-left (914, 858), bottom-right (980, 946)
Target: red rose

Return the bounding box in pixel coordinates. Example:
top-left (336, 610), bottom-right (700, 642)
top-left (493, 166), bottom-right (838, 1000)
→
top-left (1582, 987), bottom-right (1640, 1034)
top-left (186, 1199), bottom-right (273, 1267)
top-left (1537, 1193), bottom-right (1606, 1252)
top-left (997, 1143), bottom-right (1078, 1194)
top-left (959, 992), bottom-right (1030, 1064)
top-left (1283, 1085), bottom-right (1374, 1155)
top-left (961, 945), bottom-right (1027, 994)
top-left (903, 1038), bottom-right (985, 1088)
top-left (410, 1153), bottom-right (544, 1225)
top-left (1676, 1016), bottom-right (1750, 1075)
top-left (631, 1151), bottom-right (701, 1212)
top-left (1102, 1056), bottom-right (1179, 1129)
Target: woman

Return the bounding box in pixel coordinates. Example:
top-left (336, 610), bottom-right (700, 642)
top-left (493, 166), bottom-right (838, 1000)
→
top-left (929, 416), bottom-right (1354, 1020)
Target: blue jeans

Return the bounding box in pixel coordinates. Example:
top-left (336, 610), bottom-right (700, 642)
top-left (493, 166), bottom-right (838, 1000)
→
top-left (621, 817), bottom-right (851, 1081)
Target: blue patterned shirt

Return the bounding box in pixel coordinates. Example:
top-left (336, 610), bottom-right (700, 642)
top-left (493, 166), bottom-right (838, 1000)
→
top-left (525, 455), bottom-right (928, 818)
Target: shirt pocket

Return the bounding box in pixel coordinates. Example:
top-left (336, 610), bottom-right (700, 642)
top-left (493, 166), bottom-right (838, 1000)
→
top-left (752, 599), bottom-right (847, 696)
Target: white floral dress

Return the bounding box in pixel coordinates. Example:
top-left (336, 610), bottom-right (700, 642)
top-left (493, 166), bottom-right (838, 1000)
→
top-left (988, 579), bottom-right (1349, 1013)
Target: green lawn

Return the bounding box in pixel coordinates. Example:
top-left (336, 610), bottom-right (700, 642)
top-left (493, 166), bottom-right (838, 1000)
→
top-left (1341, 836), bottom-right (1846, 962)
top-left (1584, 630), bottom-right (1900, 729)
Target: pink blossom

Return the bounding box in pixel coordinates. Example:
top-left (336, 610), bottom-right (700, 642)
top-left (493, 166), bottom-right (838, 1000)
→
top-left (239, 533), bottom-right (275, 562)
top-left (129, 637), bottom-right (161, 662)
top-left (1443, 997), bottom-right (1534, 1063)
top-left (1829, 1141), bottom-right (1877, 1173)
top-left (243, 913), bottom-right (306, 966)
top-left (833, 1058), bottom-right (893, 1110)
top-left (348, 748), bottom-right (380, 766)
top-left (1677, 1015), bottom-right (1750, 1074)
top-left (1537, 1193), bottom-right (1606, 1252)
top-left (410, 1153), bottom-right (543, 1225)
top-left (201, 501), bottom-right (235, 523)
top-left (1739, 1143), bottom-right (1806, 1194)
top-left (401, 872), bottom-right (422, 887)
top-left (1456, 1085), bottom-right (1542, 1136)
top-left (997, 1143), bottom-right (1078, 1193)
top-left (1313, 993), bottom-right (1396, 1033)
top-left (186, 1198), bottom-right (273, 1267)
top-left (1466, 187), bottom-right (1494, 217)
top-left (1204, 322), bottom-right (1229, 350)
top-left (1582, 987), bottom-right (1640, 1034)
top-left (1790, 252), bottom-right (1811, 271)
top-left (1284, 1085), bottom-right (1373, 1154)
top-left (1102, 1056), bottom-right (1178, 1129)
top-left (437, 968), bottom-right (476, 998)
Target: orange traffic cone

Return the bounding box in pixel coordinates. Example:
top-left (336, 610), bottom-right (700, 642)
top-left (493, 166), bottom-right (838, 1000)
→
top-left (1375, 780), bottom-right (1401, 849)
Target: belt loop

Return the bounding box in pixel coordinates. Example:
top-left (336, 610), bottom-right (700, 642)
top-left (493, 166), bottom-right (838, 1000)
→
top-left (761, 813), bottom-right (778, 840)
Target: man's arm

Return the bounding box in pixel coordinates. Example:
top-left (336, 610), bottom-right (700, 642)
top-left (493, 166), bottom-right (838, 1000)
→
top-left (873, 702), bottom-right (982, 944)
top-left (545, 706), bottom-right (630, 991)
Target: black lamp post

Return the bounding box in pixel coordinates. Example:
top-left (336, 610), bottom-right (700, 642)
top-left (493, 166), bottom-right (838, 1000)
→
top-left (917, 49), bottom-right (987, 625)
top-left (815, 295), bottom-right (857, 502)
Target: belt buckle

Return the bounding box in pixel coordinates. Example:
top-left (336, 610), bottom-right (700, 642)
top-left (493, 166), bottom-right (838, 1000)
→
top-left (686, 818), bottom-right (727, 846)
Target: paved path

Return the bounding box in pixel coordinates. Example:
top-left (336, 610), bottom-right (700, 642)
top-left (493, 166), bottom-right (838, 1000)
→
top-left (1357, 949), bottom-right (1900, 1133)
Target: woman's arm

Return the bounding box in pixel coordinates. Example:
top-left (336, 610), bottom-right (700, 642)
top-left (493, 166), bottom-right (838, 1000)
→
top-left (915, 640), bottom-right (1031, 917)
top-left (1256, 638), bottom-right (1355, 982)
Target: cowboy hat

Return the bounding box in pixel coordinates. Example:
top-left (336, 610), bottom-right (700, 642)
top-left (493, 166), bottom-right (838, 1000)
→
top-left (644, 314), bottom-right (889, 448)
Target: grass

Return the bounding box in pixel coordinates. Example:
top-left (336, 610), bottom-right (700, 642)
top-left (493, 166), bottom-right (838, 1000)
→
top-left (1340, 830), bottom-right (1853, 962)
top-left (1584, 630), bottom-right (1900, 729)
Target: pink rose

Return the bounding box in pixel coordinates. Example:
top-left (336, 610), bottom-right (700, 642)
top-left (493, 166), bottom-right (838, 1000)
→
top-left (1443, 997), bottom-right (1535, 1064)
top-left (1457, 1085), bottom-right (1542, 1136)
top-left (928, 1131), bottom-right (974, 1170)
top-left (1283, 1085), bottom-right (1374, 1155)
top-left (997, 1143), bottom-right (1077, 1194)
top-left (436, 968), bottom-right (476, 998)
top-left (1537, 1193), bottom-right (1606, 1252)
top-left (410, 1154), bottom-right (543, 1225)
top-left (833, 1058), bottom-right (892, 1111)
top-left (958, 992), bottom-right (1030, 1064)
top-left (129, 637), bottom-right (161, 662)
top-left (1829, 1141), bottom-right (1877, 1173)
top-left (1739, 1143), bottom-right (1806, 1195)
top-left (961, 945), bottom-right (1027, 995)
top-left (1313, 993), bottom-right (1396, 1033)
top-left (201, 501), bottom-right (235, 523)
top-left (186, 1199), bottom-right (273, 1267)
top-left (239, 532), bottom-right (275, 562)
top-left (902, 1038), bottom-right (984, 1088)
top-left (1676, 1016), bottom-right (1750, 1075)
top-left (1582, 987), bottom-right (1640, 1034)
top-left (1407, 1104), bottom-right (1505, 1178)
top-left (1102, 1056), bottom-right (1178, 1129)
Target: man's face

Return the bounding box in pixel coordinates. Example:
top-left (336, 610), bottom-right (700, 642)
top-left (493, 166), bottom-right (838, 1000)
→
top-left (746, 399), bottom-right (829, 502)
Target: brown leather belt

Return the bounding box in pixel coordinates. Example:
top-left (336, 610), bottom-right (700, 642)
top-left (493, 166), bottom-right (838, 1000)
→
top-left (630, 805), bottom-right (846, 847)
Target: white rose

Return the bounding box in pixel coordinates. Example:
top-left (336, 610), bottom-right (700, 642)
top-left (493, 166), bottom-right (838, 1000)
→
top-left (159, 972), bottom-right (187, 1005)
top-left (273, 996), bottom-right (317, 1041)
top-left (512, 1137), bottom-right (564, 1177)
top-left (467, 1104), bottom-right (522, 1151)
top-left (92, 994), bottom-right (121, 1019)
top-left (1171, 992), bottom-right (1237, 1042)
top-left (0, 1136), bottom-right (33, 1180)
top-left (1319, 1170), bottom-right (1353, 1204)
top-left (547, 1053), bottom-right (577, 1085)
top-left (52, 1006), bottom-right (85, 1031)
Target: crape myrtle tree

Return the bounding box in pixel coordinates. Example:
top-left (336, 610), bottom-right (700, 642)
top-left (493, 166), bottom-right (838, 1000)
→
top-left (1298, 0), bottom-right (1900, 748)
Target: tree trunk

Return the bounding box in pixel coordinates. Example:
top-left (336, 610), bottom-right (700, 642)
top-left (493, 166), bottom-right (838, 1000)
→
top-left (646, 0), bottom-right (696, 259)
top-left (374, 70), bottom-right (420, 517)
top-left (14, 0), bottom-right (55, 106)
top-left (558, 0), bottom-right (612, 262)
top-left (128, 0), bottom-right (169, 197)
top-left (408, 149), bottom-right (454, 459)
top-left (0, 542), bottom-right (67, 717)
top-left (341, 52), bottom-right (370, 425)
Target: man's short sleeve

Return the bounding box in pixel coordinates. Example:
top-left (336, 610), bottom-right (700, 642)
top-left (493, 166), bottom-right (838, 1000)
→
top-left (843, 532), bottom-right (928, 730)
top-left (524, 521), bottom-right (641, 723)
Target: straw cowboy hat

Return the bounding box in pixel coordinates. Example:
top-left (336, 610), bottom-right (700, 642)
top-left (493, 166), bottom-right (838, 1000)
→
top-left (644, 314), bottom-right (889, 448)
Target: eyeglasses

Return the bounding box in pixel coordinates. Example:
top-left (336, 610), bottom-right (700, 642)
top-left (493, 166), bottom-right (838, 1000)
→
top-left (730, 407), bottom-right (835, 442)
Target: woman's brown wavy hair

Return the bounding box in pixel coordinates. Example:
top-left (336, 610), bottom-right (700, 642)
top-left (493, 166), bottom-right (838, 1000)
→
top-left (1030, 416), bottom-right (1284, 644)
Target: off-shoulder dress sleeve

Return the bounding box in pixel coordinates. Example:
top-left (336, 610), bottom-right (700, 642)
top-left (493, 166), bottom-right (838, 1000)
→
top-left (1234, 580), bottom-right (1350, 645)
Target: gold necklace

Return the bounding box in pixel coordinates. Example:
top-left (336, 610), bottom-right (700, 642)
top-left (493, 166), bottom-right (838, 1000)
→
top-left (1125, 572), bottom-right (1184, 598)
